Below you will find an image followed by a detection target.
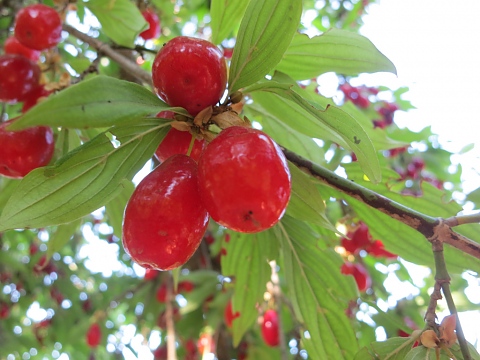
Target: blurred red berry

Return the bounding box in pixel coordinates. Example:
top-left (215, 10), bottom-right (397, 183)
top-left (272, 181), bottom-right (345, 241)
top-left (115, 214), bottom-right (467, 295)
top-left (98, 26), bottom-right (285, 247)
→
top-left (341, 262), bottom-right (372, 292)
top-left (178, 281), bottom-right (195, 293)
top-left (4, 36), bottom-right (41, 61)
top-left (144, 269), bottom-right (159, 281)
top-left (86, 323), bottom-right (102, 348)
top-left (139, 9), bottom-right (161, 40)
top-left (261, 309), bottom-right (280, 347)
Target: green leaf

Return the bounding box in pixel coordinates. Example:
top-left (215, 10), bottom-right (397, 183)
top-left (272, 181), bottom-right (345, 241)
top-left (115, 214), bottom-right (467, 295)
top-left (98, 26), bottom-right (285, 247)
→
top-left (247, 103), bottom-right (327, 165)
top-left (369, 337), bottom-right (417, 360)
top-left (210, 0), bottom-right (250, 44)
top-left (221, 229), bottom-right (279, 346)
top-left (105, 180), bottom-right (135, 238)
top-left (228, 0), bottom-right (302, 92)
top-left (84, 0), bottom-right (148, 47)
top-left (0, 121), bottom-right (169, 231)
top-left (404, 346), bottom-right (430, 360)
top-left (247, 72), bottom-right (381, 183)
top-left (0, 178), bottom-right (19, 212)
top-left (286, 162), bottom-right (337, 232)
top-left (8, 76), bottom-right (184, 131)
top-left (275, 29), bottom-right (396, 80)
top-left (278, 216), bottom-right (358, 359)
top-left (46, 219), bottom-right (82, 260)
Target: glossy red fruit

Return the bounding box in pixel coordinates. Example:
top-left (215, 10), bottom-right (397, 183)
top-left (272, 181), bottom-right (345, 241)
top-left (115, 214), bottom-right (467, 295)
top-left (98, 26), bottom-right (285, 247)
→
top-left (197, 126), bottom-right (291, 233)
top-left (155, 128), bottom-right (205, 163)
top-left (14, 4), bottom-right (62, 51)
top-left (224, 300), bottom-right (240, 328)
top-left (152, 36), bottom-right (227, 116)
top-left (0, 54), bottom-right (41, 103)
top-left (4, 36), bottom-right (41, 61)
top-left (262, 309), bottom-right (280, 347)
top-left (122, 154), bottom-right (209, 270)
top-left (86, 323), bottom-right (102, 348)
top-left (0, 120), bottom-right (54, 179)
top-left (340, 262), bottom-right (372, 292)
top-left (139, 9), bottom-right (161, 40)
top-left (22, 85), bottom-right (52, 113)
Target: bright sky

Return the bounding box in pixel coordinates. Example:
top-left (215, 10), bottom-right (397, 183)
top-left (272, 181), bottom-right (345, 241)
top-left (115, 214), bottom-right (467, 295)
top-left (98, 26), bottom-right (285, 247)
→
top-left (359, 0), bottom-right (480, 351)
top-left (359, 0), bottom-right (480, 195)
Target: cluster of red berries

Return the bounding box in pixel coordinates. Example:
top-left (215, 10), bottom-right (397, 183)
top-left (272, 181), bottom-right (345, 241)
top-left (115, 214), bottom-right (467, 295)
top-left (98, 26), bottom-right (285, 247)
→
top-left (122, 36), bottom-right (291, 271)
top-left (340, 222), bottom-right (396, 292)
top-left (339, 82), bottom-right (399, 129)
top-left (0, 4), bottom-right (60, 178)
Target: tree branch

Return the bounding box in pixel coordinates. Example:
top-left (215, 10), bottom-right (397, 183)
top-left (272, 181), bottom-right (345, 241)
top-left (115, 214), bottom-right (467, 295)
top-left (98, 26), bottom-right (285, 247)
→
top-left (62, 24), bottom-right (153, 87)
top-left (280, 146), bottom-right (480, 260)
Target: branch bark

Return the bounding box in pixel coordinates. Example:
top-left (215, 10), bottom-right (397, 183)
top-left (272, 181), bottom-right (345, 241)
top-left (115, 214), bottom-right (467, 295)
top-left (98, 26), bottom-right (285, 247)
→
top-left (280, 146), bottom-right (480, 260)
top-left (62, 24), bottom-right (153, 87)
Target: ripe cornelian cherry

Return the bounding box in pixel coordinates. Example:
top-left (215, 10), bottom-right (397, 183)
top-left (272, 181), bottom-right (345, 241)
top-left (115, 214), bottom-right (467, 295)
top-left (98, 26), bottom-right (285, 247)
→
top-left (86, 323), bottom-right (102, 348)
top-left (152, 36), bottom-right (227, 116)
top-left (123, 154), bottom-right (209, 270)
top-left (262, 309), bottom-right (280, 347)
top-left (197, 126), bottom-right (291, 233)
top-left (22, 85), bottom-right (52, 113)
top-left (0, 120), bottom-right (54, 179)
top-left (0, 54), bottom-right (40, 103)
top-left (4, 36), bottom-right (40, 61)
top-left (155, 128), bottom-right (205, 163)
top-left (14, 4), bottom-right (62, 51)
top-left (139, 9), bottom-right (161, 40)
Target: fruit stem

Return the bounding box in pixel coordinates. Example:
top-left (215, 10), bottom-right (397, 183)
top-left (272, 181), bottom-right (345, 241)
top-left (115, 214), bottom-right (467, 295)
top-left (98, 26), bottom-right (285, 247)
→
top-left (165, 275), bottom-right (178, 360)
top-left (269, 260), bottom-right (288, 360)
top-left (432, 241), bottom-right (471, 360)
top-left (186, 133), bottom-right (196, 157)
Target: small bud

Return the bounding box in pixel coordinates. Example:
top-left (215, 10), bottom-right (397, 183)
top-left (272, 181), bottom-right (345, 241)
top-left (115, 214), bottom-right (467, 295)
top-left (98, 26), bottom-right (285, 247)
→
top-left (229, 91), bottom-right (243, 104)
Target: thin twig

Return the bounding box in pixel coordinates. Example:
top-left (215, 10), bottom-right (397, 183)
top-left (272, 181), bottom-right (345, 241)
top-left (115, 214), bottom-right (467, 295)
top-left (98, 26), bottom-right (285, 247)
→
top-left (62, 24), bottom-right (153, 87)
top-left (444, 213), bottom-right (480, 227)
top-left (269, 260), bottom-right (288, 360)
top-left (165, 274), bottom-right (177, 360)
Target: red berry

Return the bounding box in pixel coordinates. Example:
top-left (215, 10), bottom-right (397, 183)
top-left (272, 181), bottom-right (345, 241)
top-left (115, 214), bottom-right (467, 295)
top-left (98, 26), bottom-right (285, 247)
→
top-left (122, 154), bottom-right (209, 270)
top-left (156, 284), bottom-right (168, 303)
top-left (86, 323), bottom-right (102, 348)
top-left (0, 302), bottom-right (10, 319)
top-left (153, 345), bottom-right (167, 359)
top-left (340, 262), bottom-right (372, 292)
top-left (139, 9), bottom-right (161, 40)
top-left (0, 120), bottom-right (54, 179)
top-left (4, 36), bottom-right (41, 61)
top-left (0, 54), bottom-right (41, 103)
top-left (197, 127), bottom-right (291, 233)
top-left (155, 128), bottom-right (205, 163)
top-left (261, 309), bottom-right (280, 347)
top-left (152, 36), bottom-right (227, 116)
top-left (22, 85), bottom-right (52, 113)
top-left (144, 269), bottom-right (159, 281)
top-left (341, 222), bottom-right (372, 253)
top-left (224, 300), bottom-right (240, 328)
top-left (14, 4), bottom-right (62, 51)
top-left (178, 281), bottom-right (195, 293)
